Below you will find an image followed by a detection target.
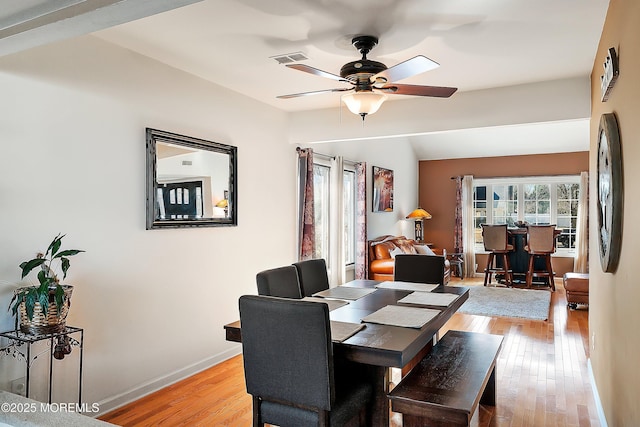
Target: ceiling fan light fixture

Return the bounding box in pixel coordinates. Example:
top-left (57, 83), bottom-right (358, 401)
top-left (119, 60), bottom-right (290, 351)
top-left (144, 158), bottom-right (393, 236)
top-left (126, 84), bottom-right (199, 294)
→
top-left (342, 92), bottom-right (387, 119)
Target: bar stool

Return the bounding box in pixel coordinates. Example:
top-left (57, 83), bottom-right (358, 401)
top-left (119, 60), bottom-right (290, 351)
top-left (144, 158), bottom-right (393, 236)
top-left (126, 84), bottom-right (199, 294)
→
top-left (481, 224), bottom-right (514, 286)
top-left (524, 225), bottom-right (557, 291)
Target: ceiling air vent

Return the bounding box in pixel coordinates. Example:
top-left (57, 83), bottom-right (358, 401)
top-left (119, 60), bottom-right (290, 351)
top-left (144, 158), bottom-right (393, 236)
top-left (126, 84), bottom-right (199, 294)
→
top-left (271, 51), bottom-right (309, 64)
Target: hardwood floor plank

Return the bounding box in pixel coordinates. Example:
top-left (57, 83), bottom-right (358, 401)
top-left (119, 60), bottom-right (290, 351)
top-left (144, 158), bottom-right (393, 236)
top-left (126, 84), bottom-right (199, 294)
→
top-left (100, 277), bottom-right (598, 427)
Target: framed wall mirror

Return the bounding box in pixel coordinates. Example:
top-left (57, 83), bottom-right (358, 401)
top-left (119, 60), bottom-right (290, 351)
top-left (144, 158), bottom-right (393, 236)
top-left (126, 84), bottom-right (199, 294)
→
top-left (146, 128), bottom-right (237, 229)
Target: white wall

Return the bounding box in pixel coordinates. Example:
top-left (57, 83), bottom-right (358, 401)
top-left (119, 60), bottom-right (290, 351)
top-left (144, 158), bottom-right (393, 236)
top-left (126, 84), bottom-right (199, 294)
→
top-left (309, 138), bottom-right (419, 240)
top-left (0, 36), bottom-right (295, 412)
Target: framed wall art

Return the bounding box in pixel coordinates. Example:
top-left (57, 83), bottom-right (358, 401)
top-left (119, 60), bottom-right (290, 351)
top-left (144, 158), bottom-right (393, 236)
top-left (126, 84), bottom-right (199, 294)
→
top-left (372, 166), bottom-right (394, 212)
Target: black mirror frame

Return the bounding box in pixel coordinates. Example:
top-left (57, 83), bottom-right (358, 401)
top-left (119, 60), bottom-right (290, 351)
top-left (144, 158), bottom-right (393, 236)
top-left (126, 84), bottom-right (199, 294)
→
top-left (146, 128), bottom-right (238, 229)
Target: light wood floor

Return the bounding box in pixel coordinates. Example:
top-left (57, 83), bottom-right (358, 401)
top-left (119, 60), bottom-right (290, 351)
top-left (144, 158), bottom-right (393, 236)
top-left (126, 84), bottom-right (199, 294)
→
top-left (100, 277), bottom-right (598, 427)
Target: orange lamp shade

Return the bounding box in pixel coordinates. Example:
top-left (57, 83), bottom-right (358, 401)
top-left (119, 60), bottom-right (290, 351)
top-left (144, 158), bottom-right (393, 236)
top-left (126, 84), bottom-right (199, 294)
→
top-left (406, 208), bottom-right (432, 220)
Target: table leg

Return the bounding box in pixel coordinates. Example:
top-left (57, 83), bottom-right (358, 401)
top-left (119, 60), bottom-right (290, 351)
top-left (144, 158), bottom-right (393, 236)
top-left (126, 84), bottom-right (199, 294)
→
top-left (366, 365), bottom-right (389, 427)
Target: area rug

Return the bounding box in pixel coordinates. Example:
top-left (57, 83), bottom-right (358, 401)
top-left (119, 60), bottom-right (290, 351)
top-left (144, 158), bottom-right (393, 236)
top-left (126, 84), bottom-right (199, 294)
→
top-left (456, 286), bottom-right (551, 320)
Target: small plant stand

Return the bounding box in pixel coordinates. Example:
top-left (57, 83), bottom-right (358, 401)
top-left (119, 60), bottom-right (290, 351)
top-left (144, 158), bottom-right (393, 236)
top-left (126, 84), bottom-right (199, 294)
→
top-left (0, 326), bottom-right (83, 404)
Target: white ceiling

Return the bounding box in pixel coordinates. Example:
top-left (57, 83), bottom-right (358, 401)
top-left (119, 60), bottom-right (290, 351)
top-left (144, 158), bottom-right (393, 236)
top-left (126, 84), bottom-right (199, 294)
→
top-left (1, 0), bottom-right (609, 159)
top-left (409, 119), bottom-right (591, 160)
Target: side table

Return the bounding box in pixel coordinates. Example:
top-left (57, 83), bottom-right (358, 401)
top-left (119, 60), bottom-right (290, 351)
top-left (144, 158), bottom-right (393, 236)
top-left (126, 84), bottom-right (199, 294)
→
top-left (0, 326), bottom-right (83, 404)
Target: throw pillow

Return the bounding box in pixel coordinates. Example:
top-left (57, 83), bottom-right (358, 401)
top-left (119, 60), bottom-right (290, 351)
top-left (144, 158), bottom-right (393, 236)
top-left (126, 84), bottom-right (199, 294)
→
top-left (414, 244), bottom-right (436, 256)
top-left (389, 247), bottom-right (404, 259)
top-left (396, 239), bottom-right (418, 254)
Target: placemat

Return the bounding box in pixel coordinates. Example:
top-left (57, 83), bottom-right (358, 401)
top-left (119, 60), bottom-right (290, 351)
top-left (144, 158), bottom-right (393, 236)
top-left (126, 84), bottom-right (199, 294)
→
top-left (302, 297), bottom-right (349, 311)
top-left (330, 321), bottom-right (366, 342)
top-left (313, 286), bottom-right (376, 300)
top-left (361, 305), bottom-right (440, 329)
top-left (397, 292), bottom-right (459, 307)
top-left (375, 281), bottom-right (439, 292)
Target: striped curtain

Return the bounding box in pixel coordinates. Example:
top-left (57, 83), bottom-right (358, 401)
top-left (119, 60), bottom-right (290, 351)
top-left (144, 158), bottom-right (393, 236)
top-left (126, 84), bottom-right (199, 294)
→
top-left (297, 148), bottom-right (315, 260)
top-left (454, 176), bottom-right (463, 253)
top-left (355, 162), bottom-right (367, 279)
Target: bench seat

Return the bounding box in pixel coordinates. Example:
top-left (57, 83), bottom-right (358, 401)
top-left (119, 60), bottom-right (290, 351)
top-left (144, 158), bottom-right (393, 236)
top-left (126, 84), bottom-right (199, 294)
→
top-left (388, 330), bottom-right (503, 427)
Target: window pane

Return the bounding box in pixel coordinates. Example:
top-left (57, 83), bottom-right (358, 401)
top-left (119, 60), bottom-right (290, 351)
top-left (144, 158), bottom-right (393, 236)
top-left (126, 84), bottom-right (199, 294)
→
top-left (524, 184), bottom-right (536, 200)
top-left (491, 184), bottom-right (517, 226)
top-left (524, 201), bottom-right (536, 214)
top-left (313, 165), bottom-right (330, 260)
top-left (557, 216), bottom-right (571, 228)
top-left (554, 183), bottom-right (579, 249)
top-left (556, 184), bottom-right (569, 199)
top-left (537, 201), bottom-right (550, 215)
top-left (473, 186), bottom-right (487, 249)
top-left (343, 170), bottom-right (356, 265)
top-left (571, 184), bottom-right (579, 199)
top-left (557, 200), bottom-right (570, 215)
top-left (536, 184), bottom-right (550, 199)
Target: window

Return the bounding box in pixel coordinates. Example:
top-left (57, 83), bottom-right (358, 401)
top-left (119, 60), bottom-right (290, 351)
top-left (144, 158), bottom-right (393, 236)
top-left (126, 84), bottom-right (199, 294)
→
top-left (555, 183), bottom-right (580, 249)
top-left (473, 176), bottom-right (581, 253)
top-left (343, 170), bottom-right (356, 266)
top-left (311, 160), bottom-right (357, 269)
top-left (313, 164), bottom-right (330, 260)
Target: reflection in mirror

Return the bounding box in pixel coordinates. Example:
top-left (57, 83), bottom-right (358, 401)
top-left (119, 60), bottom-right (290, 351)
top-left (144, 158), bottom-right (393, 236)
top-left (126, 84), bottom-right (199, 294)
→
top-left (146, 128), bottom-right (237, 229)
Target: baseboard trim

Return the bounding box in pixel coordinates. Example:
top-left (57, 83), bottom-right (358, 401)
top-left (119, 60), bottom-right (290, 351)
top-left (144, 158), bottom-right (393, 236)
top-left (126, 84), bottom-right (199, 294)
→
top-left (95, 347), bottom-right (241, 417)
top-left (587, 358), bottom-right (608, 427)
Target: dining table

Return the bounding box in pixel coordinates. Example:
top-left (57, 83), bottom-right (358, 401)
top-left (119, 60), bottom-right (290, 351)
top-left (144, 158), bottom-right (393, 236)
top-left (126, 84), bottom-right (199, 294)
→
top-left (224, 279), bottom-right (469, 427)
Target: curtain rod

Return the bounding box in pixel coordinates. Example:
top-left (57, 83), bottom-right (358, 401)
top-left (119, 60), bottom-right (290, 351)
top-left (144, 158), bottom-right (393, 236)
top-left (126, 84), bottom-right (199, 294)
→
top-left (297, 147), bottom-right (358, 164)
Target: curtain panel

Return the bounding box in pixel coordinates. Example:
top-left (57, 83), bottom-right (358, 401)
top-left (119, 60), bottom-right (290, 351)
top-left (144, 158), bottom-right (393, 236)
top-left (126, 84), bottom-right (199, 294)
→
top-left (461, 175), bottom-right (476, 278)
top-left (574, 171), bottom-right (589, 273)
top-left (454, 176), bottom-right (463, 253)
top-left (355, 162), bottom-right (367, 279)
top-left (297, 148), bottom-right (315, 260)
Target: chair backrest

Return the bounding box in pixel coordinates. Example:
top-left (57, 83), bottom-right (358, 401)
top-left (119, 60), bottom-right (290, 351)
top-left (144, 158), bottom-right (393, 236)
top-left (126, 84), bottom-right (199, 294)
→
top-left (293, 258), bottom-right (330, 296)
top-left (256, 266), bottom-right (303, 299)
top-left (526, 224), bottom-right (557, 253)
top-left (481, 224), bottom-right (509, 251)
top-left (394, 254), bottom-right (446, 285)
top-left (239, 295), bottom-right (334, 411)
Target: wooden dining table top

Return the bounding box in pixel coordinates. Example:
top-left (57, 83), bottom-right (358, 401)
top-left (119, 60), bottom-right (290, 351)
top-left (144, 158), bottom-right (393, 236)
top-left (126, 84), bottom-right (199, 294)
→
top-left (224, 280), bottom-right (469, 369)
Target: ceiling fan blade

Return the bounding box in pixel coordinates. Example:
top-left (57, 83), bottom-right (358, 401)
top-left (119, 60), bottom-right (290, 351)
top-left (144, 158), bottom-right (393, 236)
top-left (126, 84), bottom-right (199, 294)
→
top-left (372, 55), bottom-right (440, 84)
top-left (286, 64), bottom-right (352, 83)
top-left (377, 84), bottom-right (457, 98)
top-left (277, 88), bottom-right (353, 99)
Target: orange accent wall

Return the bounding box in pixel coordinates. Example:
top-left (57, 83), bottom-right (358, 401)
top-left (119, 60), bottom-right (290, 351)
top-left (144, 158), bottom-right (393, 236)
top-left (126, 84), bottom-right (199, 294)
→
top-left (418, 152), bottom-right (589, 253)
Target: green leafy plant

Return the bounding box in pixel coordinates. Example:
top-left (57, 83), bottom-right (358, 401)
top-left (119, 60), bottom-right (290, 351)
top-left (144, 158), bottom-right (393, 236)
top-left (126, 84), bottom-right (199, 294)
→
top-left (9, 233), bottom-right (84, 321)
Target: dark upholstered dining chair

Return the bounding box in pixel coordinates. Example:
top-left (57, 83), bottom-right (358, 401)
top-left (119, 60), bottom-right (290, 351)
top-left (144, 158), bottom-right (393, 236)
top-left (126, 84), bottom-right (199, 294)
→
top-left (256, 266), bottom-right (303, 299)
top-left (394, 254), bottom-right (446, 285)
top-left (293, 258), bottom-right (330, 297)
top-left (239, 295), bottom-right (372, 427)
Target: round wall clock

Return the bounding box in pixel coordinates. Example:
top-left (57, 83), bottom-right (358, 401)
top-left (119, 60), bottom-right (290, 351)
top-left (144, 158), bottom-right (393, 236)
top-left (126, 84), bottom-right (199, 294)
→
top-left (597, 113), bottom-right (623, 273)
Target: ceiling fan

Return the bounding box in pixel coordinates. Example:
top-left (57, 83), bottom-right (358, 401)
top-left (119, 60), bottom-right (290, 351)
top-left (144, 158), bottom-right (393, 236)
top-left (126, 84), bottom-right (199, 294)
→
top-left (277, 35), bottom-right (458, 120)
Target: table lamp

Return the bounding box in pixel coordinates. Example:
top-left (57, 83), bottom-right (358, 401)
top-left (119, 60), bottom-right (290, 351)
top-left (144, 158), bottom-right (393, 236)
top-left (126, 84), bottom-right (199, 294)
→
top-left (406, 208), bottom-right (432, 242)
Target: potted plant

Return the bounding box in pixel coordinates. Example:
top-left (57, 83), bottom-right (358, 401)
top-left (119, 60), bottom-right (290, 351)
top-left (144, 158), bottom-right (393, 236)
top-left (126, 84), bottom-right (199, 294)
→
top-left (8, 233), bottom-right (84, 335)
